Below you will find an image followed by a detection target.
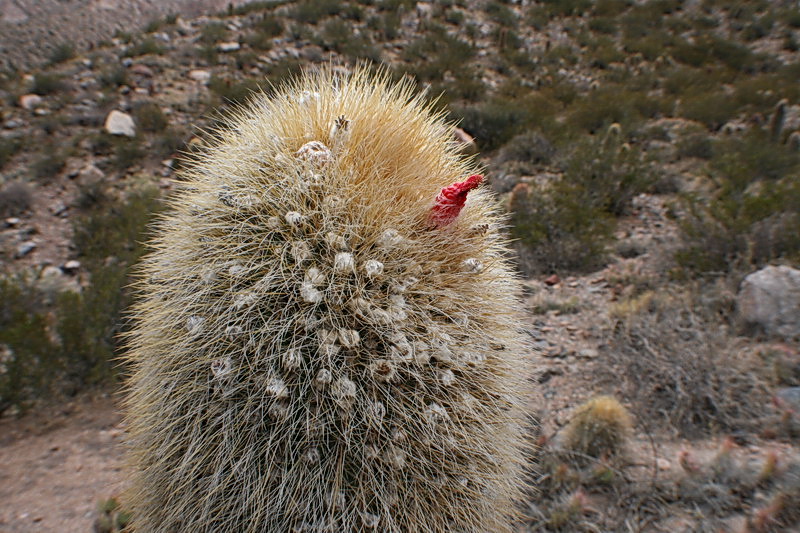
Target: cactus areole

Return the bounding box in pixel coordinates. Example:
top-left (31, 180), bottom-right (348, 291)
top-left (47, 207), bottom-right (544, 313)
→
top-left (123, 68), bottom-right (532, 532)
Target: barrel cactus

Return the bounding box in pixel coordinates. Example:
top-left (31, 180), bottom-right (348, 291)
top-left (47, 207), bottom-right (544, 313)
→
top-left (123, 67), bottom-right (532, 532)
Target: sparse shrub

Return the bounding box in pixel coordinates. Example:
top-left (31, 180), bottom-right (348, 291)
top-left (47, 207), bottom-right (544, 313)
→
top-left (48, 42), bottom-right (76, 65)
top-left (0, 275), bottom-right (58, 414)
top-left (30, 150), bottom-right (66, 181)
top-left (208, 76), bottom-right (261, 107)
top-left (123, 37), bottom-right (165, 57)
top-left (132, 102), bottom-right (168, 133)
top-left (113, 138), bottom-right (144, 171)
top-left (676, 130), bottom-right (713, 159)
top-left (290, 0), bottom-right (342, 24)
top-left (0, 136), bottom-right (23, 170)
top-left (0, 181), bottom-right (33, 217)
top-left (403, 31), bottom-right (474, 81)
top-left (510, 181), bottom-right (613, 274)
top-left (607, 291), bottom-right (770, 436)
top-left (30, 73), bottom-right (66, 95)
top-left (563, 396), bottom-right (632, 459)
top-left (199, 22), bottom-right (228, 44)
top-left (495, 130), bottom-right (555, 174)
top-left (98, 64), bottom-right (129, 89)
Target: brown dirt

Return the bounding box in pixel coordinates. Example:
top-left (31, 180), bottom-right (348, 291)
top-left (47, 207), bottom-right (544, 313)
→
top-left (0, 392), bottom-right (125, 533)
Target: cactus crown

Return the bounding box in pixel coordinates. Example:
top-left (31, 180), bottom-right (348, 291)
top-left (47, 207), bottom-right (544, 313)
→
top-left (123, 67), bottom-right (531, 532)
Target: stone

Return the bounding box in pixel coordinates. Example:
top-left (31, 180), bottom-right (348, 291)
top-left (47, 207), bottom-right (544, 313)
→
top-left (544, 274), bottom-right (561, 286)
top-left (217, 41), bottom-right (241, 53)
top-left (130, 64), bottom-right (154, 77)
top-left (18, 94), bottom-right (43, 110)
top-left (188, 69), bottom-right (211, 84)
top-left (15, 241), bottom-right (36, 258)
top-left (62, 260), bottom-right (81, 274)
top-left (774, 387), bottom-right (800, 413)
top-left (738, 265), bottom-right (800, 340)
top-left (104, 110), bottom-right (136, 137)
top-left (76, 164), bottom-right (105, 184)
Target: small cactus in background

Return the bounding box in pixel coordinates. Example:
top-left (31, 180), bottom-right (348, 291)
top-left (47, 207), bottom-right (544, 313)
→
top-left (769, 99), bottom-right (788, 142)
top-left (563, 395), bottom-right (632, 460)
top-left (93, 497), bottom-right (131, 533)
top-left (122, 67), bottom-right (532, 532)
top-left (787, 131), bottom-right (800, 151)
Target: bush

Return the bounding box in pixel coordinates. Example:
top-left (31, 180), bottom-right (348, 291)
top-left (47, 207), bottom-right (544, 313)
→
top-left (403, 31), bottom-right (474, 81)
top-left (199, 22), bottom-right (228, 44)
top-left (30, 150), bottom-right (67, 181)
top-left (0, 181), bottom-right (32, 217)
top-left (132, 102), bottom-right (168, 133)
top-left (0, 136), bottom-right (22, 170)
top-left (98, 65), bottom-right (129, 89)
top-left (48, 42), bottom-right (76, 65)
top-left (495, 130), bottom-right (555, 174)
top-left (209, 76), bottom-right (261, 107)
top-left (123, 37), bottom-right (165, 57)
top-left (30, 73), bottom-right (66, 95)
top-left (510, 180), bottom-right (613, 274)
top-left (561, 132), bottom-right (658, 216)
top-left (113, 139), bottom-right (144, 171)
top-left (290, 0), bottom-right (342, 24)
top-left (607, 291), bottom-right (770, 436)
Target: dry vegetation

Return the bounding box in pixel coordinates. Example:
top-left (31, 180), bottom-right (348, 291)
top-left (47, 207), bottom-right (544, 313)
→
top-left (0, 0), bottom-right (799, 531)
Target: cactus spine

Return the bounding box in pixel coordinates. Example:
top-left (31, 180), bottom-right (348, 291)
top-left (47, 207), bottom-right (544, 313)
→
top-left (122, 67), bottom-right (532, 532)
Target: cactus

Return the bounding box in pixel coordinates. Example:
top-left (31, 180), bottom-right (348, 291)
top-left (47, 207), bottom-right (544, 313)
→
top-left (563, 395), bottom-right (631, 460)
top-left (769, 99), bottom-right (788, 142)
top-left (122, 67), bottom-right (532, 532)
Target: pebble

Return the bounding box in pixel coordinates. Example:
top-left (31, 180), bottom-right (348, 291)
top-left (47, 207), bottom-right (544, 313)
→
top-left (4, 217), bottom-right (21, 228)
top-left (577, 348), bottom-right (599, 359)
top-left (62, 260), bottom-right (81, 274)
top-left (217, 41), bottom-right (241, 52)
top-left (15, 241), bottom-right (36, 258)
top-left (188, 69), bottom-right (211, 83)
top-left (18, 94), bottom-right (43, 110)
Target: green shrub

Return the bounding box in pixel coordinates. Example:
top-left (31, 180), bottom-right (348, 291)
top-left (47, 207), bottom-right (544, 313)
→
top-left (0, 181), bottom-right (32, 217)
top-left (209, 76), bottom-right (261, 107)
top-left (0, 276), bottom-right (58, 413)
top-left (676, 133), bottom-right (800, 274)
top-left (484, 1), bottom-right (518, 26)
top-left (562, 133), bottom-right (658, 216)
top-left (316, 18), bottom-right (381, 62)
top-left (510, 180), bottom-right (613, 273)
top-left (290, 0), bottom-right (342, 24)
top-left (30, 150), bottom-right (66, 181)
top-left (98, 65), bottom-right (129, 89)
top-left (0, 136), bottom-right (22, 170)
top-left (123, 37), bottom-right (165, 57)
top-left (403, 31), bottom-right (474, 81)
top-left (30, 73), bottom-right (66, 95)
top-left (113, 139), bottom-right (144, 171)
top-left (199, 22), bottom-right (228, 44)
top-left (48, 42), bottom-right (76, 65)
top-left (132, 102), bottom-right (168, 133)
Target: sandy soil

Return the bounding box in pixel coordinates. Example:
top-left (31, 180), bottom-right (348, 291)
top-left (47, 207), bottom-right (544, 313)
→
top-left (0, 392), bottom-right (125, 533)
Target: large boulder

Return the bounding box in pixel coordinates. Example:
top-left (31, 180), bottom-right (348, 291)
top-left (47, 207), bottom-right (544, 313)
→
top-left (738, 265), bottom-right (800, 340)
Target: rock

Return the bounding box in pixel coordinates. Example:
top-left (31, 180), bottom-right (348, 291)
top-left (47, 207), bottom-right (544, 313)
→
top-left (577, 348), bottom-right (598, 359)
top-left (544, 274), bottom-right (561, 286)
top-left (3, 119), bottom-right (23, 129)
top-left (4, 217), bottom-right (20, 228)
top-left (217, 41), bottom-right (241, 53)
top-left (189, 69), bottom-right (211, 84)
top-left (62, 260), bottom-right (81, 274)
top-left (452, 127), bottom-right (478, 156)
top-left (104, 110), bottom-right (136, 137)
top-left (18, 94), bottom-right (42, 110)
top-left (774, 387), bottom-right (800, 413)
top-left (738, 265), bottom-right (800, 340)
top-left (130, 64), bottom-right (154, 77)
top-left (76, 164), bottom-right (105, 184)
top-left (15, 241), bottom-right (36, 258)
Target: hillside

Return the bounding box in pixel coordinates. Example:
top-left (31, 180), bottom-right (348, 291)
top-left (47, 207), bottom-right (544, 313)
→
top-left (1, 0), bottom-right (799, 531)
